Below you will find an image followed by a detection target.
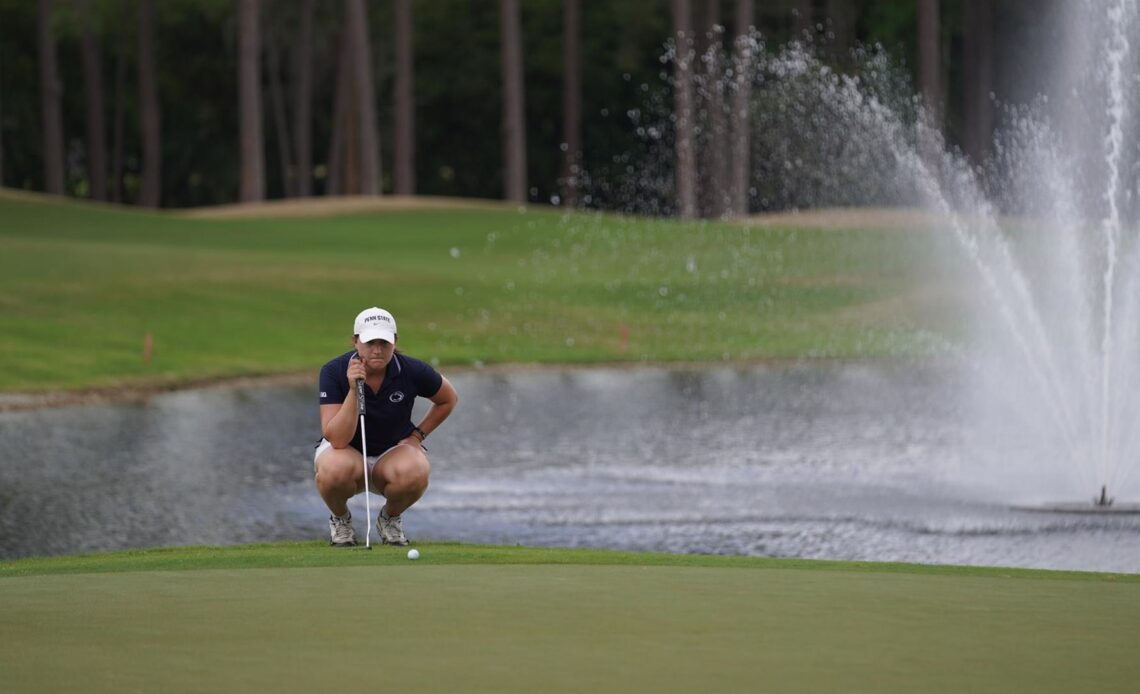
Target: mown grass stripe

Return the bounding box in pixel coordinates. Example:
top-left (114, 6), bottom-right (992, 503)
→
top-left (2, 541), bottom-right (1135, 581)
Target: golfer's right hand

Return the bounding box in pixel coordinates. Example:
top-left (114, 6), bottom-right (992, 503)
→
top-left (347, 355), bottom-right (366, 387)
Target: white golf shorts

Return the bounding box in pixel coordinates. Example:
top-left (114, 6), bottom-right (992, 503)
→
top-left (313, 438), bottom-right (397, 478)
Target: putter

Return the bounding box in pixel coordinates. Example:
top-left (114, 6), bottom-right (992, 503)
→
top-left (355, 378), bottom-right (372, 550)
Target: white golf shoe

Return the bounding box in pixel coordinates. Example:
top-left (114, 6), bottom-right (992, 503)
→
top-left (329, 513), bottom-right (357, 547)
top-left (377, 507), bottom-right (409, 546)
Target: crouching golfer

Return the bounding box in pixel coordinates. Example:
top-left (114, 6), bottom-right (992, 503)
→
top-left (315, 307), bottom-right (458, 546)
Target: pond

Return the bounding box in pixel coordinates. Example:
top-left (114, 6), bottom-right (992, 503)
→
top-left (2, 362), bottom-right (1138, 572)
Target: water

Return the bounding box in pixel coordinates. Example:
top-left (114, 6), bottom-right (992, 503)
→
top-left (3, 364), bottom-right (1139, 572)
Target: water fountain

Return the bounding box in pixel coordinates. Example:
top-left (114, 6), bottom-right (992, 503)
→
top-left (605, 0), bottom-right (1140, 511)
top-left (906, 0), bottom-right (1140, 511)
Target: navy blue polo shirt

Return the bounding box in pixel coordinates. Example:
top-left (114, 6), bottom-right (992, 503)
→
top-left (318, 351), bottom-right (443, 454)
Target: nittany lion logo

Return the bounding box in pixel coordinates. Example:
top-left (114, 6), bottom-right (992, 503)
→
top-left (389, 391), bottom-right (405, 403)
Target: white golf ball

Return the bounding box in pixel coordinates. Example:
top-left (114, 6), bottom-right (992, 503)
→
top-left (407, 548), bottom-right (420, 560)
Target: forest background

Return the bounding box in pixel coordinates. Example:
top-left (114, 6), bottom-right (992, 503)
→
top-left (1, 0), bottom-right (1057, 214)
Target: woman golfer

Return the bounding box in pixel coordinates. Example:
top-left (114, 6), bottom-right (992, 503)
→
top-left (315, 307), bottom-right (458, 546)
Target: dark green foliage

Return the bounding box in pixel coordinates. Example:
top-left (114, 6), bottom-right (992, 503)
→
top-left (3, 0), bottom-right (1059, 208)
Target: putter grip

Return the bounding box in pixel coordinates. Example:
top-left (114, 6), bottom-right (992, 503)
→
top-left (355, 378), bottom-right (366, 415)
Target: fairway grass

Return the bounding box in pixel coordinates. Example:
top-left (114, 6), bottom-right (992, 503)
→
top-left (0, 192), bottom-right (960, 393)
top-left (2, 543), bottom-right (1139, 693)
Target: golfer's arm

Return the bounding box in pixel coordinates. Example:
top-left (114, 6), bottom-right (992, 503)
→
top-left (417, 377), bottom-right (458, 437)
top-left (321, 400), bottom-right (359, 448)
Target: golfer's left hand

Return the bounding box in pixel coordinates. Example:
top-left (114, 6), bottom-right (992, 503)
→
top-left (398, 435), bottom-right (423, 450)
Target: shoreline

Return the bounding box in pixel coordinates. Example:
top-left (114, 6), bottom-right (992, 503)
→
top-left (0, 354), bottom-right (947, 413)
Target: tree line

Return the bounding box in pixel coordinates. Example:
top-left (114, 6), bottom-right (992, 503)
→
top-left (3, 0), bottom-right (1058, 213)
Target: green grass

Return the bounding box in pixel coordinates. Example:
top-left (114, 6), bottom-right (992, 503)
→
top-left (2, 542), bottom-right (1138, 693)
top-left (7, 540), bottom-right (1136, 580)
top-left (0, 194), bottom-right (959, 393)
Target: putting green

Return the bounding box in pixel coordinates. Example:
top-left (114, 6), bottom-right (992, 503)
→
top-left (3, 544), bottom-right (1138, 692)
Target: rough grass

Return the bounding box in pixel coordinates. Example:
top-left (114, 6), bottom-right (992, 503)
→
top-left (2, 542), bottom-right (1138, 693)
top-left (0, 193), bottom-right (962, 393)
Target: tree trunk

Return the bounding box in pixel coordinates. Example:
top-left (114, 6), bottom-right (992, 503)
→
top-left (916, 0), bottom-right (943, 179)
top-left (730, 0), bottom-right (754, 217)
top-left (37, 0), bottom-right (65, 195)
top-left (345, 0), bottom-right (380, 195)
top-left (961, 0), bottom-right (994, 167)
top-left (0, 65), bottom-right (4, 186)
top-left (826, 0), bottom-right (853, 64)
top-left (326, 31), bottom-right (351, 196)
top-left (500, 0), bottom-right (527, 203)
top-left (138, 0), bottom-right (161, 207)
top-left (794, 0), bottom-right (813, 38)
top-left (693, 0), bottom-right (712, 65)
top-left (344, 71), bottom-right (359, 194)
top-left (292, 0), bottom-right (314, 196)
top-left (393, 0), bottom-right (415, 195)
top-left (916, 0), bottom-right (941, 128)
top-left (76, 0), bottom-right (107, 200)
top-left (110, 19), bottom-right (128, 203)
top-left (701, 0), bottom-right (730, 218)
top-left (265, 19), bottom-right (294, 196)
top-left (559, 0), bottom-right (580, 207)
top-left (672, 0), bottom-right (697, 219)
top-left (239, 0), bottom-right (265, 201)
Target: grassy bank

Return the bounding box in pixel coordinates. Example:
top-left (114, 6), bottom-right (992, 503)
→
top-left (2, 542), bottom-right (1137, 693)
top-left (0, 193), bottom-right (957, 393)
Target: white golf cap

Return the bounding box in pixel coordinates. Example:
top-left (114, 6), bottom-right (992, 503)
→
top-left (354, 307), bottom-right (397, 343)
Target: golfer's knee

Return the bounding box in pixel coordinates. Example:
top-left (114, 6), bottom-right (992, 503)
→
top-left (316, 457), bottom-right (360, 491)
top-left (388, 453), bottom-right (430, 492)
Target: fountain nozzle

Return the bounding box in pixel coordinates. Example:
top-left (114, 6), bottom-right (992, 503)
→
top-left (1095, 485), bottom-right (1114, 507)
